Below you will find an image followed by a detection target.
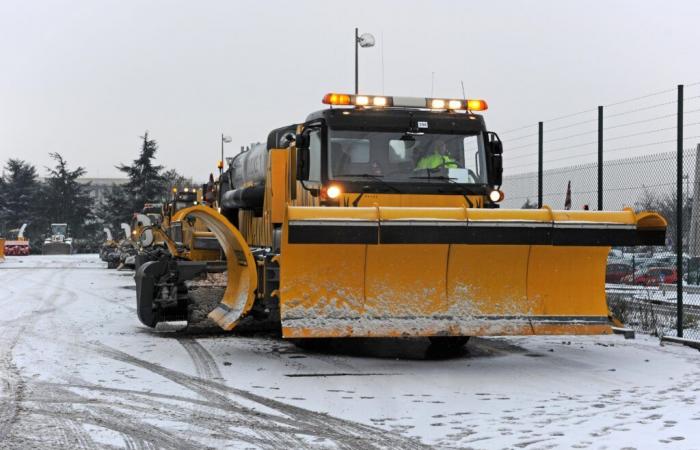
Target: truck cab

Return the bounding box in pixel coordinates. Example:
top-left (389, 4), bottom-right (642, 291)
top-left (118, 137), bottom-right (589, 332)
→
top-left (294, 94), bottom-right (503, 209)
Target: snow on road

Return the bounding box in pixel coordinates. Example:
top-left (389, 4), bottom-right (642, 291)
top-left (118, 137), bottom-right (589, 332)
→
top-left (1, 255), bottom-right (699, 449)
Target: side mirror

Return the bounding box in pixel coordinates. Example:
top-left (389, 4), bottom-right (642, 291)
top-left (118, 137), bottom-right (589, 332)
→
top-left (296, 147), bottom-right (310, 181)
top-left (491, 139), bottom-right (503, 155)
top-left (295, 133), bottom-right (309, 150)
top-left (485, 132), bottom-right (503, 187)
top-left (295, 132), bottom-right (311, 181)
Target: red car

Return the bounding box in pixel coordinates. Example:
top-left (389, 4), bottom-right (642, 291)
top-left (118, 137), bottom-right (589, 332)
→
top-left (633, 267), bottom-right (677, 286)
top-left (606, 263), bottom-right (632, 283)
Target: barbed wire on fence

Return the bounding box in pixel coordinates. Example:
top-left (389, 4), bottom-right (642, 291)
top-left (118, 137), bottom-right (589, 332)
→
top-left (500, 82), bottom-right (700, 142)
top-left (507, 136), bottom-right (700, 172)
top-left (604, 87), bottom-right (678, 108)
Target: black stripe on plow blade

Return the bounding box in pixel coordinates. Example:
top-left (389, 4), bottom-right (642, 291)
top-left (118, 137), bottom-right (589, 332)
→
top-left (288, 221), bottom-right (378, 244)
top-left (287, 221), bottom-right (665, 246)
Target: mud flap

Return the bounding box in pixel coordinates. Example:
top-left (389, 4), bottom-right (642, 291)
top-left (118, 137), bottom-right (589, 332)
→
top-left (280, 206), bottom-right (666, 338)
top-left (171, 206), bottom-right (258, 330)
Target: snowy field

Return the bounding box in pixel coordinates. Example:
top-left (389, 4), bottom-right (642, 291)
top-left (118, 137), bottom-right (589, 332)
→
top-left (1, 255), bottom-right (699, 449)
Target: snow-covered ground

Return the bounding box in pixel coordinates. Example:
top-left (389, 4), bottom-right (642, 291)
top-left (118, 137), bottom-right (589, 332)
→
top-left (1, 255), bottom-right (699, 449)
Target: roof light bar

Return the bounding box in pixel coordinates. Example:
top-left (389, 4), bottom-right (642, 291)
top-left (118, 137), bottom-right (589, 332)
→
top-left (322, 93), bottom-right (352, 105)
top-left (430, 99), bottom-right (446, 109)
top-left (466, 99), bottom-right (488, 111)
top-left (355, 95), bottom-right (370, 106)
top-left (373, 96), bottom-right (387, 106)
top-left (323, 93), bottom-right (393, 107)
top-left (322, 93), bottom-right (487, 111)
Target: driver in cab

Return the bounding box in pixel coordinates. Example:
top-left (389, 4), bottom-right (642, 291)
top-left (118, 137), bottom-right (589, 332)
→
top-left (415, 139), bottom-right (459, 170)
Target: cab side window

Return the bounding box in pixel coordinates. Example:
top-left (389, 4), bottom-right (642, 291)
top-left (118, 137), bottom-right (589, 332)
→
top-left (308, 129), bottom-right (322, 182)
top-left (463, 135), bottom-right (484, 181)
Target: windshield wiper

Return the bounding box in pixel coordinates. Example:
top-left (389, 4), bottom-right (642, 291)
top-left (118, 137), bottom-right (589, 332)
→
top-left (340, 173), bottom-right (402, 193)
top-left (409, 175), bottom-right (457, 181)
top-left (340, 173), bottom-right (402, 207)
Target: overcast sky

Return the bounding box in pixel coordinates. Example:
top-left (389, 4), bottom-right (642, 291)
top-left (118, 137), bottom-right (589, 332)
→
top-left (2, 0), bottom-right (700, 179)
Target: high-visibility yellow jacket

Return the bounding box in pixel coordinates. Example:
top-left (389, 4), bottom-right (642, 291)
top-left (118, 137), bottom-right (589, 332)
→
top-left (415, 153), bottom-right (459, 170)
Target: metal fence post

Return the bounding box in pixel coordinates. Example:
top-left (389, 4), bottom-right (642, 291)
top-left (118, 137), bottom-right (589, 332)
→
top-left (677, 84), bottom-right (684, 337)
top-left (538, 121), bottom-right (543, 208)
top-left (598, 106), bottom-right (604, 211)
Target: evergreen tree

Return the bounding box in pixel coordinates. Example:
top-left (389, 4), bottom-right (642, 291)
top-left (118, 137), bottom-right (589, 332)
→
top-left (118, 132), bottom-right (167, 210)
top-left (42, 153), bottom-right (96, 238)
top-left (0, 176), bottom-right (8, 236)
top-left (98, 132), bottom-right (167, 231)
top-left (97, 184), bottom-right (131, 234)
top-left (0, 159), bottom-right (44, 243)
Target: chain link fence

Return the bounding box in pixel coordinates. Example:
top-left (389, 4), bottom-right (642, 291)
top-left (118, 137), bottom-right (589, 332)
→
top-left (500, 83), bottom-right (700, 340)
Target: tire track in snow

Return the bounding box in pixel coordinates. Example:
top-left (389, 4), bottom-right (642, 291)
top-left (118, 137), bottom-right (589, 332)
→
top-left (176, 337), bottom-right (222, 380)
top-left (0, 333), bottom-right (24, 442)
top-left (28, 329), bottom-right (428, 449)
top-left (0, 267), bottom-right (66, 443)
top-left (24, 382), bottom-right (273, 449)
top-left (0, 264), bottom-right (99, 449)
top-left (93, 343), bottom-right (429, 450)
top-left (174, 337), bottom-right (234, 448)
top-left (35, 382), bottom-right (99, 450)
top-left (11, 368), bottom-right (176, 449)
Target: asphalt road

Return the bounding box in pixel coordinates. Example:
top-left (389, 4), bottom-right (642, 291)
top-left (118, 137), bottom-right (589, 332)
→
top-left (1, 255), bottom-right (699, 449)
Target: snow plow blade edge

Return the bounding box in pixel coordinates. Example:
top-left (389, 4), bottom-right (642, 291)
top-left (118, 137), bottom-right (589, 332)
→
top-left (171, 206), bottom-right (258, 331)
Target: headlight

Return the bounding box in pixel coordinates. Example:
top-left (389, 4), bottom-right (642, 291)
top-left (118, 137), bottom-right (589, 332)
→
top-left (326, 185), bottom-right (342, 199)
top-left (489, 190), bottom-right (504, 202)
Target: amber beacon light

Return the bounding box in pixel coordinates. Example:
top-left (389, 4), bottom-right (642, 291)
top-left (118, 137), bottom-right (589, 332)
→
top-left (322, 93), bottom-right (487, 111)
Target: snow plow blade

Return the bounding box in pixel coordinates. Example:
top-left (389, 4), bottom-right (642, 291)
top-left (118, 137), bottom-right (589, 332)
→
top-left (172, 206), bottom-right (258, 330)
top-left (280, 206), bottom-right (666, 338)
top-left (0, 238), bottom-right (5, 261)
top-left (42, 242), bottom-right (71, 255)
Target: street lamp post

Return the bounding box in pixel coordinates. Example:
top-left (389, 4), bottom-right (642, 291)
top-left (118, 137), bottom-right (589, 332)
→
top-left (354, 28), bottom-right (375, 94)
top-left (221, 133), bottom-right (232, 175)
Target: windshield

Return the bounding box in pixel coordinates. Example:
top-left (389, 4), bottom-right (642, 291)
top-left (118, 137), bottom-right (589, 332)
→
top-left (327, 130), bottom-right (487, 184)
top-left (51, 224), bottom-right (67, 235)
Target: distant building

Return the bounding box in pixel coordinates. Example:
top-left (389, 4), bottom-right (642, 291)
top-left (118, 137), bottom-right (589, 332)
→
top-left (76, 178), bottom-right (128, 205)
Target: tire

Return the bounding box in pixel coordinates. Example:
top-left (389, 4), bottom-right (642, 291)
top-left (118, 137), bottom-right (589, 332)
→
top-left (428, 336), bottom-right (470, 349)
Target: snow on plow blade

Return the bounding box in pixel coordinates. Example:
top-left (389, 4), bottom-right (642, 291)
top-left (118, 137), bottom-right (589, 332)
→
top-left (171, 206), bottom-right (258, 330)
top-left (280, 206), bottom-right (667, 338)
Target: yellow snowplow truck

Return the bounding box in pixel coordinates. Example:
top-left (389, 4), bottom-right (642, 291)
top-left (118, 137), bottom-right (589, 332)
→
top-left (136, 93), bottom-right (667, 343)
top-left (134, 190), bottom-right (222, 268)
